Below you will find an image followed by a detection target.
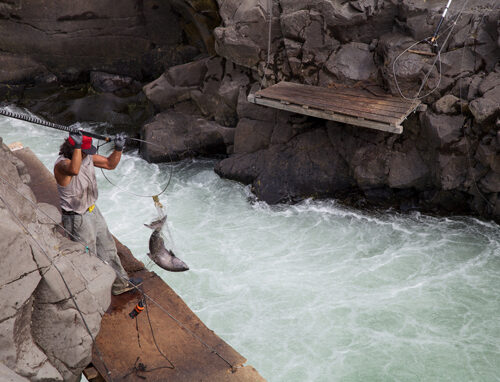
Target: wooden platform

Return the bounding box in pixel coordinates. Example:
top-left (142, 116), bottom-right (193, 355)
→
top-left (248, 81), bottom-right (421, 134)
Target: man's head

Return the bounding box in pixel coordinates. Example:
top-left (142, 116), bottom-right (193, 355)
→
top-left (59, 134), bottom-right (97, 159)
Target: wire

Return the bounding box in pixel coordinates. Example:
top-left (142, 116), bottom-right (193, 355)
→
top-left (98, 137), bottom-right (173, 199)
top-left (0, 172), bottom-right (239, 371)
top-left (392, 0), bottom-right (470, 101)
top-left (0, 192), bottom-right (115, 382)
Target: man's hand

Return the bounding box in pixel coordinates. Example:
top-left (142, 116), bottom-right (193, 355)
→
top-left (70, 131), bottom-right (83, 148)
top-left (114, 133), bottom-right (127, 152)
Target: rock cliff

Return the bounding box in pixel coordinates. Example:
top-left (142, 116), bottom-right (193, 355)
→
top-left (0, 139), bottom-right (115, 382)
top-left (0, 0), bottom-right (499, 221)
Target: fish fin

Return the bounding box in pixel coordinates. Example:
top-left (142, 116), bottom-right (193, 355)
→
top-left (144, 216), bottom-right (167, 230)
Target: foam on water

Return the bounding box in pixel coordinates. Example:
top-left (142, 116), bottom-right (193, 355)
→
top-left (1, 115), bottom-right (500, 382)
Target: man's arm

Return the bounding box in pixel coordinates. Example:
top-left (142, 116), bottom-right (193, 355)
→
top-left (92, 150), bottom-right (122, 170)
top-left (54, 149), bottom-right (83, 186)
top-left (93, 133), bottom-right (126, 170)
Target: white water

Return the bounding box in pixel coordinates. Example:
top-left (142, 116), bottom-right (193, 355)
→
top-left (2, 115), bottom-right (500, 382)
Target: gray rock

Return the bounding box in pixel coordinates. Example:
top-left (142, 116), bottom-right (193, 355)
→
top-left (237, 86), bottom-right (276, 121)
top-left (420, 111), bottom-right (464, 148)
top-left (141, 111), bottom-right (234, 162)
top-left (480, 170), bottom-right (500, 193)
top-left (234, 118), bottom-right (274, 154)
top-left (388, 148), bottom-right (430, 189)
top-left (214, 27), bottom-right (261, 68)
top-left (351, 145), bottom-right (387, 189)
top-left (440, 48), bottom-right (479, 78)
top-left (0, 363), bottom-right (30, 382)
top-left (437, 154), bottom-right (468, 190)
top-left (90, 71), bottom-right (141, 94)
top-left (0, 54), bottom-right (48, 84)
top-left (143, 74), bottom-right (194, 110)
top-left (469, 86), bottom-right (500, 124)
top-left (167, 58), bottom-right (209, 88)
top-left (325, 42), bottom-right (376, 81)
top-left (434, 94), bottom-right (460, 114)
top-left (478, 71), bottom-right (500, 96)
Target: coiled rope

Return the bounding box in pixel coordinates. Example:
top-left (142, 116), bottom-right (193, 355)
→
top-left (392, 0), bottom-right (470, 101)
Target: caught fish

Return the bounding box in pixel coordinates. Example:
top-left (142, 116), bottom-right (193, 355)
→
top-left (144, 216), bottom-right (189, 272)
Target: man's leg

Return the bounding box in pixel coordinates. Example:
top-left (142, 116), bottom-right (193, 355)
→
top-left (62, 213), bottom-right (97, 254)
top-left (92, 206), bottom-right (132, 294)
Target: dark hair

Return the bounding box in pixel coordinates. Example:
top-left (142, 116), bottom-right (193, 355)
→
top-left (59, 139), bottom-right (74, 159)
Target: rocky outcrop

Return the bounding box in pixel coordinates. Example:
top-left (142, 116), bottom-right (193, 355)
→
top-left (0, 139), bottom-right (115, 381)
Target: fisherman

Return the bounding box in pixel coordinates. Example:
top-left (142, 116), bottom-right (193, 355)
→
top-left (54, 131), bottom-right (141, 295)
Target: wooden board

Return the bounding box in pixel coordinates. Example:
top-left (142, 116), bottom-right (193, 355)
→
top-left (250, 81), bottom-right (421, 134)
top-left (92, 269), bottom-right (267, 382)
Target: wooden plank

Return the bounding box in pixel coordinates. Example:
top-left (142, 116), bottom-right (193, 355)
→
top-left (257, 87), bottom-right (401, 124)
top-left (267, 81), bottom-right (417, 108)
top-left (250, 95), bottom-right (403, 134)
top-left (260, 86), bottom-right (412, 118)
top-left (93, 270), bottom-right (267, 382)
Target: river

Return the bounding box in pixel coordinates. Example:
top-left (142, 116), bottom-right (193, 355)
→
top-left (1, 113), bottom-right (499, 382)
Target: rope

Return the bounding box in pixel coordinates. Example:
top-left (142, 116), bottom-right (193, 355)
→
top-left (0, 173), bottom-right (239, 372)
top-left (392, 0), bottom-right (470, 101)
top-left (259, 0), bottom-right (274, 90)
top-left (98, 137), bottom-right (173, 199)
top-left (0, 192), bottom-right (115, 382)
top-left (458, 8), bottom-right (497, 210)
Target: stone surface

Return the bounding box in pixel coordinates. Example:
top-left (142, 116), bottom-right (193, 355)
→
top-left (0, 141), bottom-right (116, 381)
top-left (388, 148), bottom-right (430, 189)
top-left (234, 118), bottom-right (274, 154)
top-left (420, 111), bottom-right (465, 148)
top-left (469, 86), bottom-right (500, 124)
top-left (434, 94), bottom-right (460, 114)
top-left (325, 42), bottom-right (376, 81)
top-left (141, 111), bottom-right (235, 162)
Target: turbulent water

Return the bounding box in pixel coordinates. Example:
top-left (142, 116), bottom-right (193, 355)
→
top-left (1, 114), bottom-right (500, 382)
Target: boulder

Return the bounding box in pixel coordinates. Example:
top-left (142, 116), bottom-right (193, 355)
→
top-left (214, 27), bottom-right (262, 68)
top-left (140, 111), bottom-right (234, 162)
top-left (0, 54), bottom-right (48, 84)
top-left (90, 71), bottom-right (141, 95)
top-left (434, 94), bottom-right (460, 114)
top-left (234, 118), bottom-right (274, 154)
top-left (420, 111), bottom-right (464, 148)
top-left (388, 147), bottom-right (430, 189)
top-left (437, 154), bottom-right (468, 190)
top-left (480, 170), bottom-right (500, 193)
top-left (351, 145), bottom-right (388, 189)
top-left (166, 58), bottom-right (209, 88)
top-left (469, 86), bottom-right (500, 124)
top-left (237, 86), bottom-right (276, 121)
top-left (143, 73), bottom-right (194, 110)
top-left (216, 128), bottom-right (355, 203)
top-left (325, 42), bottom-right (376, 81)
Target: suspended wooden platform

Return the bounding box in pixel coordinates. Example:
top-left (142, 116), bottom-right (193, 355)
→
top-left (248, 81), bottom-right (421, 134)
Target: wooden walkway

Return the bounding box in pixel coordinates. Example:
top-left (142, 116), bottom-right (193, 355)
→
top-left (248, 81), bottom-right (421, 134)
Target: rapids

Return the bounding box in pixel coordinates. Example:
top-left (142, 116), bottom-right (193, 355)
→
top-left (1, 115), bottom-right (499, 382)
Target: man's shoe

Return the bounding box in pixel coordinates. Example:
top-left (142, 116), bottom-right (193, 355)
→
top-left (112, 277), bottom-right (143, 296)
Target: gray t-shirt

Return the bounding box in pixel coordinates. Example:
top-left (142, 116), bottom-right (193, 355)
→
top-left (55, 154), bottom-right (98, 214)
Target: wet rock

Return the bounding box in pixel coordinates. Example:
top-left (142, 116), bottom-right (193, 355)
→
top-left (325, 42), bottom-right (376, 81)
top-left (217, 128), bottom-right (355, 203)
top-left (234, 118), bottom-right (274, 154)
top-left (141, 111), bottom-right (234, 162)
top-left (237, 86), bottom-right (276, 122)
top-left (351, 145), bottom-right (388, 189)
top-left (388, 147), bottom-right (430, 189)
top-left (437, 154), bottom-right (468, 190)
top-left (480, 170), bottom-right (500, 193)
